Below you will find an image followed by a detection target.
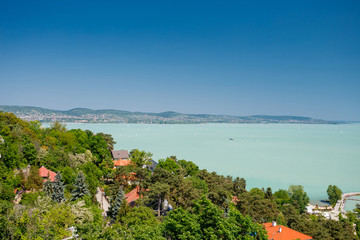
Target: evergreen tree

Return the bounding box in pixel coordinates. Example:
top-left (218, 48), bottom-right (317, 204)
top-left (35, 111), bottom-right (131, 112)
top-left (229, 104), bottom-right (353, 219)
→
top-left (71, 171), bottom-right (90, 201)
top-left (107, 188), bottom-right (125, 222)
top-left (233, 177), bottom-right (247, 196)
top-left (44, 172), bottom-right (65, 203)
top-left (43, 179), bottom-right (54, 196)
top-left (53, 172), bottom-right (65, 203)
top-left (265, 187), bottom-right (273, 200)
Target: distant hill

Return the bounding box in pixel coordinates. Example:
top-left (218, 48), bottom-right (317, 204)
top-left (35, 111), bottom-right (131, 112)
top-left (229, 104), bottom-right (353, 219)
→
top-left (0, 105), bottom-right (341, 124)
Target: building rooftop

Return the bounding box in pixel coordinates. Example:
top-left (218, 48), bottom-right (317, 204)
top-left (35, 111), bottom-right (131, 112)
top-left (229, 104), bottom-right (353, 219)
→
top-left (125, 186), bottom-right (140, 206)
top-left (262, 222), bottom-right (313, 240)
top-left (113, 159), bottom-right (132, 167)
top-left (39, 166), bottom-right (57, 182)
top-left (111, 150), bottom-right (129, 159)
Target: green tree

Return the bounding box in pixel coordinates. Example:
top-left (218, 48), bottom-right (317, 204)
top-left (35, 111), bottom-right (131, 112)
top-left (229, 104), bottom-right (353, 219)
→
top-left (20, 191), bottom-right (43, 206)
top-left (96, 132), bottom-right (116, 151)
top-left (135, 167), bottom-right (151, 198)
top-left (2, 142), bottom-right (20, 169)
top-left (0, 199), bottom-right (13, 239)
top-left (50, 121), bottom-right (67, 132)
top-left (22, 140), bottom-right (37, 165)
top-left (86, 131), bottom-right (112, 169)
top-left (197, 170), bottom-right (233, 209)
top-left (44, 172), bottom-right (65, 203)
top-left (288, 185), bottom-right (309, 213)
top-left (120, 205), bottom-right (158, 228)
top-left (274, 189), bottom-right (291, 205)
top-left (6, 196), bottom-right (76, 239)
top-left (233, 177), bottom-right (247, 196)
top-left (0, 182), bottom-right (15, 201)
top-left (162, 207), bottom-right (202, 239)
top-left (158, 157), bottom-right (181, 174)
top-left (71, 171), bottom-right (90, 201)
top-left (43, 179), bottom-right (54, 197)
top-left (80, 161), bottom-right (102, 196)
top-left (163, 196), bottom-right (268, 239)
top-left (129, 149), bottom-right (153, 167)
top-left (169, 174), bottom-right (202, 210)
top-left (24, 165), bottom-right (43, 191)
top-left (147, 182), bottom-right (170, 216)
top-left (189, 176), bottom-right (209, 195)
top-left (326, 185), bottom-right (342, 205)
top-left (264, 187), bottom-right (273, 200)
top-left (108, 188), bottom-right (125, 222)
top-left (53, 172), bottom-right (65, 203)
top-left (178, 159), bottom-right (200, 177)
top-left (61, 165), bottom-right (76, 191)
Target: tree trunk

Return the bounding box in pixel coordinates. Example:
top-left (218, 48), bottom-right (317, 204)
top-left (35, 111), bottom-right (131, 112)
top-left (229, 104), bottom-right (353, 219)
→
top-left (158, 196), bottom-right (161, 217)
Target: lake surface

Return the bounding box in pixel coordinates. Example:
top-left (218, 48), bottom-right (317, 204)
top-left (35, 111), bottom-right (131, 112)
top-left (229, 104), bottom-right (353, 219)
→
top-left (345, 195), bottom-right (360, 212)
top-left (63, 123), bottom-right (360, 202)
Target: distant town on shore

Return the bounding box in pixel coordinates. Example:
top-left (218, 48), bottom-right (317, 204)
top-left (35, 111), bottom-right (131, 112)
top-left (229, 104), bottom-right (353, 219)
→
top-left (0, 105), bottom-right (342, 124)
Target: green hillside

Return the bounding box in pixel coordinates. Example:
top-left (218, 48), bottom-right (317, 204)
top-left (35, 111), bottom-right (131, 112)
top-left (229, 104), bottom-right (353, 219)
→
top-left (0, 105), bottom-right (341, 124)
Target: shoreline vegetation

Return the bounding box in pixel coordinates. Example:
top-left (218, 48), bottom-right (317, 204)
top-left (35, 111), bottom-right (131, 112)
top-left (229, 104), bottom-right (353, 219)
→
top-left (0, 105), bottom-right (343, 124)
top-left (1, 111), bottom-right (359, 239)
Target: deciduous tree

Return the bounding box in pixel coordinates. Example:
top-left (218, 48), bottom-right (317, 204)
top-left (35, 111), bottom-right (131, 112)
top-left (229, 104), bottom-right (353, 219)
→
top-left (327, 185), bottom-right (342, 205)
top-left (288, 185), bottom-right (309, 213)
top-left (25, 165), bottom-right (43, 191)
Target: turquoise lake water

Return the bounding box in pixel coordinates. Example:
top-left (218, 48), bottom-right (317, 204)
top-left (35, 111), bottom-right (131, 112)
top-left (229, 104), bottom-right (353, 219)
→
top-left (345, 195), bottom-right (360, 211)
top-left (63, 123), bottom-right (360, 202)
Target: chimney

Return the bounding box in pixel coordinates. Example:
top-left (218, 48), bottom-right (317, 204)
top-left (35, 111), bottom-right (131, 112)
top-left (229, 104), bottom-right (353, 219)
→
top-left (272, 221), bottom-right (277, 227)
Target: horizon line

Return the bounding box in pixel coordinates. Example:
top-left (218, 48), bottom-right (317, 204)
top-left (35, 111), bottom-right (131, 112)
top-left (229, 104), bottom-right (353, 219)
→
top-left (1, 104), bottom-right (356, 122)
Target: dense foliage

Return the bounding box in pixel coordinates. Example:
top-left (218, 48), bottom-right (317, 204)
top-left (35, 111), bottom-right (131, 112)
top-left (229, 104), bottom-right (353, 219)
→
top-left (0, 112), bottom-right (359, 239)
top-left (327, 185), bottom-right (343, 205)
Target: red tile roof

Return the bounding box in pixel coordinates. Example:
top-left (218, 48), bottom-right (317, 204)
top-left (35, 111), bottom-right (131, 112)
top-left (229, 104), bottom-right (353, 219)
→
top-left (125, 186), bottom-right (140, 206)
top-left (113, 159), bottom-right (132, 167)
top-left (262, 222), bottom-right (313, 240)
top-left (124, 186), bottom-right (149, 206)
top-left (39, 166), bottom-right (57, 182)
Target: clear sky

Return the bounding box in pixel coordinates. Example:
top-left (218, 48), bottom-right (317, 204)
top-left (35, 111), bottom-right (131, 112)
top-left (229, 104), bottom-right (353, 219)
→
top-left (0, 0), bottom-right (359, 121)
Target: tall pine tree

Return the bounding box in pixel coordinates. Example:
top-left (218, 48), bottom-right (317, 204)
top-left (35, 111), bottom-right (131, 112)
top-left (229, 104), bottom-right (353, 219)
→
top-left (43, 179), bottom-right (54, 196)
top-left (71, 171), bottom-right (90, 201)
top-left (44, 172), bottom-right (65, 203)
top-left (107, 188), bottom-right (125, 222)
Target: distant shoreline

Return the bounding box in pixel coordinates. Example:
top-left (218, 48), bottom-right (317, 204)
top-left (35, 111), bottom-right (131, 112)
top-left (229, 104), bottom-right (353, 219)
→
top-left (0, 105), bottom-right (343, 124)
top-left (54, 122), bottom-right (351, 125)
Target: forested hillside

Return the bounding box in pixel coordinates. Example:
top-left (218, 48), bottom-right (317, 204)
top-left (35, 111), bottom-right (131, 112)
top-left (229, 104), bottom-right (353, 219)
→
top-left (0, 112), bottom-right (358, 239)
top-left (0, 105), bottom-right (340, 124)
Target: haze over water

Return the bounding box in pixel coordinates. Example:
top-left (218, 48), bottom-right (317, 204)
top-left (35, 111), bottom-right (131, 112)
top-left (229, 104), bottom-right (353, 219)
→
top-left (65, 123), bottom-right (360, 200)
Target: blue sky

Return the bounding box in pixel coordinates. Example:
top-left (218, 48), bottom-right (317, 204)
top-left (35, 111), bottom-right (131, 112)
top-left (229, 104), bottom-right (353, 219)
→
top-left (0, 0), bottom-right (359, 120)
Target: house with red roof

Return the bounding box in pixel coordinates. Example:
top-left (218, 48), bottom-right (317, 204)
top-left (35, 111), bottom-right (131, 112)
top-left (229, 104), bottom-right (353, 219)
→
top-left (262, 222), bottom-right (313, 240)
top-left (124, 186), bottom-right (150, 207)
top-left (125, 186), bottom-right (141, 207)
top-left (39, 166), bottom-right (57, 182)
top-left (113, 159), bottom-right (132, 168)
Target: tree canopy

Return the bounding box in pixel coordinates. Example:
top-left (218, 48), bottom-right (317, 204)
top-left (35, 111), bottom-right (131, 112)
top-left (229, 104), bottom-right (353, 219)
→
top-left (327, 185), bottom-right (342, 205)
